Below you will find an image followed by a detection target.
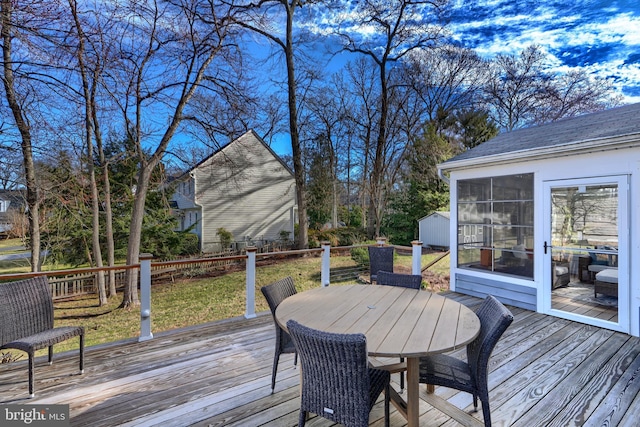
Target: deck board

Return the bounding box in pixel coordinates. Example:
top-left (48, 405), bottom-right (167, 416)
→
top-left (1, 292), bottom-right (639, 426)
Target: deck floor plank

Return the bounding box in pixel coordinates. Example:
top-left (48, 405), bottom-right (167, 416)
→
top-left (1, 293), bottom-right (638, 426)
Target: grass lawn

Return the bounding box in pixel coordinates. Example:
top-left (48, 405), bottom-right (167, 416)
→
top-left (9, 251), bottom-right (451, 359)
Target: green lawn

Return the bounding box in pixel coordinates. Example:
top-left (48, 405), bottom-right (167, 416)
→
top-left (6, 251), bottom-right (451, 359)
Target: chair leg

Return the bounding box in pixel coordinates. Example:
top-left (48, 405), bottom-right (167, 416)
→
top-left (481, 400), bottom-right (492, 427)
top-left (48, 345), bottom-right (54, 365)
top-left (28, 352), bottom-right (35, 398)
top-left (384, 384), bottom-right (390, 427)
top-left (298, 410), bottom-right (307, 427)
top-left (80, 333), bottom-right (85, 373)
top-left (294, 352), bottom-right (298, 367)
top-left (271, 350), bottom-right (281, 392)
top-left (473, 393), bottom-right (478, 411)
top-left (399, 357), bottom-right (405, 391)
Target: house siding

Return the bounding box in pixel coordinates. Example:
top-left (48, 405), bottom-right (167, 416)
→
top-left (455, 273), bottom-right (537, 310)
top-left (193, 132), bottom-right (296, 252)
top-left (446, 142), bottom-right (640, 336)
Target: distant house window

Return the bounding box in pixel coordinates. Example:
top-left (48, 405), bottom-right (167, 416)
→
top-left (457, 173), bottom-right (534, 279)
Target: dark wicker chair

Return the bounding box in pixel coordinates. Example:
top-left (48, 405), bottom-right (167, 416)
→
top-left (368, 246), bottom-right (394, 283)
top-left (0, 276), bottom-right (84, 398)
top-left (418, 295), bottom-right (513, 427)
top-left (375, 270), bottom-right (423, 391)
top-left (260, 276), bottom-right (298, 393)
top-left (287, 319), bottom-right (390, 427)
top-left (376, 270), bottom-right (422, 289)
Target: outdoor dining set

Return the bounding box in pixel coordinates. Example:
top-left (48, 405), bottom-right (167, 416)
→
top-left (261, 245), bottom-right (514, 427)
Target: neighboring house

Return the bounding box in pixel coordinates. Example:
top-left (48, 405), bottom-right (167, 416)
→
top-left (418, 211), bottom-right (450, 250)
top-left (170, 130), bottom-right (297, 252)
top-left (437, 102), bottom-right (640, 337)
top-left (0, 190), bottom-right (25, 236)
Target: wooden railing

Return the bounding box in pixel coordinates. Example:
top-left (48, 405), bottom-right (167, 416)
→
top-left (0, 241), bottom-right (425, 341)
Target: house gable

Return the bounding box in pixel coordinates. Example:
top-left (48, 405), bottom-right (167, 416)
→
top-left (176, 130), bottom-right (296, 252)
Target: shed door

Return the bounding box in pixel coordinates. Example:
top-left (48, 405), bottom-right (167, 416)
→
top-left (543, 176), bottom-right (628, 333)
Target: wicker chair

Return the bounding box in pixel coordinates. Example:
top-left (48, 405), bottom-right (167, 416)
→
top-left (287, 319), bottom-right (390, 427)
top-left (260, 276), bottom-right (298, 393)
top-left (0, 276), bottom-right (84, 398)
top-left (376, 270), bottom-right (422, 289)
top-left (375, 270), bottom-right (423, 391)
top-left (368, 246), bottom-right (394, 283)
top-left (418, 295), bottom-right (513, 427)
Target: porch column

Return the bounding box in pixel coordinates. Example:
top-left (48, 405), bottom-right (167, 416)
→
top-left (139, 253), bottom-right (153, 342)
top-left (245, 246), bottom-right (257, 319)
top-left (321, 241), bottom-right (331, 287)
top-left (412, 241), bottom-right (422, 275)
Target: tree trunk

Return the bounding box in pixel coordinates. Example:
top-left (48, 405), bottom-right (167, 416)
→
top-left (284, 3), bottom-right (308, 249)
top-left (369, 59), bottom-right (389, 239)
top-left (69, 0), bottom-right (107, 305)
top-left (89, 52), bottom-right (117, 297)
top-left (1, 0), bottom-right (40, 271)
top-left (96, 131), bottom-right (117, 298)
top-left (121, 163), bottom-right (153, 308)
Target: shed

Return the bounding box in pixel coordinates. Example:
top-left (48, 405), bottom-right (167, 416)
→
top-left (418, 212), bottom-right (450, 249)
top-left (437, 102), bottom-right (640, 337)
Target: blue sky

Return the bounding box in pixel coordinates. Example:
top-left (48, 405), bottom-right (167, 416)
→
top-left (269, 0), bottom-right (640, 156)
top-left (447, 0), bottom-right (640, 102)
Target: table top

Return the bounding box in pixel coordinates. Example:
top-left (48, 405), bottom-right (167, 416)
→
top-left (275, 284), bottom-right (480, 358)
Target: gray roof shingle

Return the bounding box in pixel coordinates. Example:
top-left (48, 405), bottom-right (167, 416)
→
top-left (444, 103), bottom-right (640, 164)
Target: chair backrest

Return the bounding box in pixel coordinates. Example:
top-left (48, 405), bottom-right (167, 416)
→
top-left (376, 270), bottom-right (422, 289)
top-left (261, 277), bottom-right (297, 349)
top-left (260, 276), bottom-right (297, 316)
top-left (466, 295), bottom-right (513, 394)
top-left (368, 246), bottom-right (394, 280)
top-left (0, 276), bottom-right (54, 346)
top-left (287, 319), bottom-right (371, 426)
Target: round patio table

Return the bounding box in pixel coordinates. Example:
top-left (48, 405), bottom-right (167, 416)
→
top-left (275, 284), bottom-right (481, 427)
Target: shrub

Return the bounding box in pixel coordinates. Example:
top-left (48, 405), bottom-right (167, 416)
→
top-left (216, 228), bottom-right (233, 249)
top-left (350, 240), bottom-right (377, 266)
top-left (179, 233), bottom-right (200, 255)
top-left (308, 227), bottom-right (367, 248)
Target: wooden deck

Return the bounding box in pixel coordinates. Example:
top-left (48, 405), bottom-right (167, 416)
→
top-left (1, 291), bottom-right (640, 426)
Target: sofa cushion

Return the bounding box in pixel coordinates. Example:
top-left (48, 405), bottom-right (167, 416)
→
top-left (595, 269), bottom-right (618, 284)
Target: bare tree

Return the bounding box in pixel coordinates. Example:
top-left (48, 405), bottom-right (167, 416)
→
top-left (484, 45), bottom-right (622, 131)
top-left (533, 69), bottom-right (623, 124)
top-left (226, 0), bottom-right (324, 249)
top-left (0, 0), bottom-right (46, 270)
top-left (405, 44), bottom-right (488, 121)
top-left (334, 0), bottom-right (448, 237)
top-left (68, 0), bottom-right (108, 304)
top-left (484, 45), bottom-right (552, 131)
top-left (103, 0), bottom-right (234, 307)
top-left (342, 58), bottom-right (379, 229)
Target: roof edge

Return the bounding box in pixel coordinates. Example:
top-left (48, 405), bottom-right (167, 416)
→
top-left (438, 132), bottom-right (640, 172)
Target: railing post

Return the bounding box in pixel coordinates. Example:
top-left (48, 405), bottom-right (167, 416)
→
top-left (412, 241), bottom-right (423, 275)
top-left (375, 236), bottom-right (387, 246)
top-left (139, 253), bottom-right (153, 342)
top-left (321, 241), bottom-right (331, 287)
top-left (245, 246), bottom-right (257, 319)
